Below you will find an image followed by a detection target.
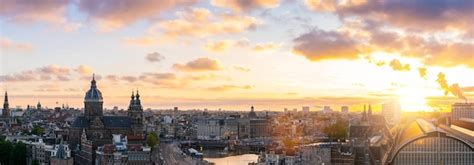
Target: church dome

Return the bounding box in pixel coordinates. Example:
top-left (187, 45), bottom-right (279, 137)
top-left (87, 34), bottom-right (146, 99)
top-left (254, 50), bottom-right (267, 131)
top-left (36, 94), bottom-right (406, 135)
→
top-left (84, 74), bottom-right (103, 102)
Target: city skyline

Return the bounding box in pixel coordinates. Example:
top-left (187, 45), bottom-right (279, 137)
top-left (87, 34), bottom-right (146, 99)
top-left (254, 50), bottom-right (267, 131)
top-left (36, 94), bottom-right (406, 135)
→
top-left (1, 0), bottom-right (473, 111)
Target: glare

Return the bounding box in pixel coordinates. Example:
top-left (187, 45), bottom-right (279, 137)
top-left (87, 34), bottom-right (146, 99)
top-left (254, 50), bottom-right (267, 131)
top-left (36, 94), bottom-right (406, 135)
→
top-left (397, 87), bottom-right (431, 112)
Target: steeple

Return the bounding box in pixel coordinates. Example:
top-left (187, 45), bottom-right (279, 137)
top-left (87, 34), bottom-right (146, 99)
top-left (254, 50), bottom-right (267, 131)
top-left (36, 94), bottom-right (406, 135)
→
top-left (3, 91), bottom-right (9, 117)
top-left (130, 91), bottom-right (135, 105)
top-left (91, 73), bottom-right (97, 88)
top-left (135, 90), bottom-right (141, 105)
top-left (37, 101), bottom-right (41, 110)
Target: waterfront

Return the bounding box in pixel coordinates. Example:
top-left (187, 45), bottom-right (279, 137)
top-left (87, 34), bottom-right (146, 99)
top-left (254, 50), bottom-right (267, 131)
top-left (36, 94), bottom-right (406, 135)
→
top-left (204, 154), bottom-right (258, 165)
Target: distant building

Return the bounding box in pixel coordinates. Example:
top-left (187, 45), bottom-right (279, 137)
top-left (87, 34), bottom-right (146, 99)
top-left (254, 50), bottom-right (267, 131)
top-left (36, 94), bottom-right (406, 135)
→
top-left (0, 91), bottom-right (11, 130)
top-left (452, 102), bottom-right (474, 121)
top-left (322, 106), bottom-right (332, 113)
top-left (382, 101), bottom-right (401, 124)
top-left (302, 106), bottom-right (310, 113)
top-left (196, 118), bottom-right (225, 140)
top-left (50, 143), bottom-right (73, 165)
top-left (341, 106), bottom-right (349, 113)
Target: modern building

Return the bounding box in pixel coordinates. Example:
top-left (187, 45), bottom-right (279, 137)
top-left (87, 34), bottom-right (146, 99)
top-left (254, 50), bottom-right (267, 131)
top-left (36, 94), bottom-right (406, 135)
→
top-left (382, 101), bottom-right (401, 125)
top-left (386, 119), bottom-right (474, 165)
top-left (452, 102), bottom-right (474, 121)
top-left (69, 75), bottom-right (145, 164)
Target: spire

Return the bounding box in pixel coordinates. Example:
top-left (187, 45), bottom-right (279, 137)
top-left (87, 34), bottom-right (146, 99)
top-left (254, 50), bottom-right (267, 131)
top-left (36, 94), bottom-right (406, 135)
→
top-left (251, 106), bottom-right (254, 112)
top-left (91, 73), bottom-right (96, 88)
top-left (131, 90), bottom-right (135, 99)
top-left (136, 89), bottom-right (140, 99)
top-left (135, 89), bottom-right (141, 106)
top-left (4, 91), bottom-right (8, 103)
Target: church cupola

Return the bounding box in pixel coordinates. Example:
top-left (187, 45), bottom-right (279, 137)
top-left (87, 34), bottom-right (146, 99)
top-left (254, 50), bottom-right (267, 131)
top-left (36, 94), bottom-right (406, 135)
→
top-left (84, 74), bottom-right (103, 102)
top-left (84, 74), bottom-right (104, 118)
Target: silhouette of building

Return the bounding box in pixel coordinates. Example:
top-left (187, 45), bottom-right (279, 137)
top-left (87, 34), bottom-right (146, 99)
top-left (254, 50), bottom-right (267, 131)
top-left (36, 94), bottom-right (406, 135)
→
top-left (0, 91), bottom-right (11, 130)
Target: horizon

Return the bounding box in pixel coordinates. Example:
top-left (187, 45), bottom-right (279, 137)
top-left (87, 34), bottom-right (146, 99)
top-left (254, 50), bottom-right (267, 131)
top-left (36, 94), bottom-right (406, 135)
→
top-left (1, 1), bottom-right (473, 112)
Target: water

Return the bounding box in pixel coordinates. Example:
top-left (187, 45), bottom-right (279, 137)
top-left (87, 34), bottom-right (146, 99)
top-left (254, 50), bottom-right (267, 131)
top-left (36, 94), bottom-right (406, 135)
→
top-left (204, 154), bottom-right (258, 165)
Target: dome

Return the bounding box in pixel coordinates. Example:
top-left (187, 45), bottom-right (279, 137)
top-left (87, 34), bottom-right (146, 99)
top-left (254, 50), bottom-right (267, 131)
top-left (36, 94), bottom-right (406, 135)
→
top-left (84, 74), bottom-right (103, 102)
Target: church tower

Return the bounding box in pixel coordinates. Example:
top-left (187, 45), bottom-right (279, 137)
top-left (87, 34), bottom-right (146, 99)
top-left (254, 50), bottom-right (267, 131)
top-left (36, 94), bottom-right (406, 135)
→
top-left (3, 91), bottom-right (9, 117)
top-left (84, 74), bottom-right (104, 120)
top-left (128, 90), bottom-right (143, 135)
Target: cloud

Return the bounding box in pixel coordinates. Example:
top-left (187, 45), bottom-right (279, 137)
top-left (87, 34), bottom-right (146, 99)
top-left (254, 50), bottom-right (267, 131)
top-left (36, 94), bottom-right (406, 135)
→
top-left (234, 66), bottom-right (251, 72)
top-left (207, 85), bottom-right (254, 91)
top-left (449, 83), bottom-right (466, 101)
top-left (105, 75), bottom-right (119, 81)
top-left (292, 29), bottom-right (360, 61)
top-left (77, 0), bottom-right (198, 31)
top-left (149, 8), bottom-right (261, 40)
top-left (0, 0), bottom-right (80, 31)
top-left (389, 59), bottom-right (410, 71)
top-left (173, 57), bottom-right (221, 72)
top-left (304, 0), bottom-right (338, 11)
top-left (418, 67), bottom-right (427, 78)
top-left (0, 37), bottom-right (33, 51)
top-left (253, 42), bottom-right (281, 52)
top-left (211, 0), bottom-right (279, 12)
top-left (0, 64), bottom-right (95, 82)
top-left (121, 76), bottom-right (138, 83)
top-left (123, 37), bottom-right (159, 46)
top-left (146, 52), bottom-right (165, 62)
top-left (76, 65), bottom-right (93, 76)
top-left (204, 40), bottom-right (234, 52)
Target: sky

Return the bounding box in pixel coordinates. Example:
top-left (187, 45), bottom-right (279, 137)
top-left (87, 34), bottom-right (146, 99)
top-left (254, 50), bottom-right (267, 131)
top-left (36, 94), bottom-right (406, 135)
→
top-left (0, 0), bottom-right (473, 112)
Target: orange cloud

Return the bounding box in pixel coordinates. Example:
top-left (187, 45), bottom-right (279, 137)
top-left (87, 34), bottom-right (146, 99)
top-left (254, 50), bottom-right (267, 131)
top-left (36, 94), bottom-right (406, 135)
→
top-left (211, 0), bottom-right (279, 12)
top-left (151, 8), bottom-right (261, 40)
top-left (292, 30), bottom-right (359, 61)
top-left (204, 40), bottom-right (234, 52)
top-left (0, 37), bottom-right (33, 51)
top-left (389, 59), bottom-right (410, 71)
top-left (78, 0), bottom-right (197, 31)
top-left (173, 57), bottom-right (221, 72)
top-left (123, 37), bottom-right (159, 46)
top-left (304, 0), bottom-right (338, 11)
top-left (76, 65), bottom-right (93, 76)
top-left (253, 42), bottom-right (281, 52)
top-left (234, 66), bottom-right (251, 72)
top-left (418, 67), bottom-right (427, 79)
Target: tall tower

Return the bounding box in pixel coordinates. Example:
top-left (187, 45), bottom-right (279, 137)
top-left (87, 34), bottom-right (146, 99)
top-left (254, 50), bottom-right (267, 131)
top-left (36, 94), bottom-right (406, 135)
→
top-left (128, 90), bottom-right (143, 134)
top-left (84, 74), bottom-right (103, 120)
top-left (3, 91), bottom-right (9, 117)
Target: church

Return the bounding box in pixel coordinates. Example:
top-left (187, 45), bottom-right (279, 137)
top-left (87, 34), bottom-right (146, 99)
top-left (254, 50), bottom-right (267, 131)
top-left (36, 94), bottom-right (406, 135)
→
top-left (69, 75), bottom-right (144, 149)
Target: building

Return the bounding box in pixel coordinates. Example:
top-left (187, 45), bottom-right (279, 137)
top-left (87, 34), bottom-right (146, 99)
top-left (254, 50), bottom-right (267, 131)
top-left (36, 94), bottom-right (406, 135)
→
top-left (196, 118), bottom-right (225, 140)
top-left (95, 134), bottom-right (151, 165)
top-left (386, 119), bottom-right (474, 165)
top-left (298, 143), bottom-right (332, 164)
top-left (382, 101), bottom-right (401, 125)
top-left (0, 91), bottom-right (11, 130)
top-left (69, 75), bottom-right (145, 164)
top-left (302, 106), bottom-right (310, 113)
top-left (249, 118), bottom-right (271, 138)
top-left (452, 102), bottom-right (474, 121)
top-left (341, 106), bottom-right (349, 113)
top-left (50, 143), bottom-right (73, 165)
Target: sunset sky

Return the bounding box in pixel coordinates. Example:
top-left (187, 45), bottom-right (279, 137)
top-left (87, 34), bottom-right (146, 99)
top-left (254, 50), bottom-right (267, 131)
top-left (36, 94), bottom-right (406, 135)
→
top-left (1, 0), bottom-right (473, 112)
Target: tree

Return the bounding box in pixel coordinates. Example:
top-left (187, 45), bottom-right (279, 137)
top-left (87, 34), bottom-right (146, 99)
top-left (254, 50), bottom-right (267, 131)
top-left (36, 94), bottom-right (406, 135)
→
top-left (10, 141), bottom-right (27, 165)
top-left (147, 132), bottom-right (159, 148)
top-left (323, 119), bottom-right (348, 140)
top-left (31, 125), bottom-right (44, 136)
top-left (0, 140), bottom-right (13, 164)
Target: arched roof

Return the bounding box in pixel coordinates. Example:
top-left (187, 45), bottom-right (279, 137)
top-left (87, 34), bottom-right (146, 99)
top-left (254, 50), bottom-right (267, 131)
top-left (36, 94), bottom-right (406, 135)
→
top-left (387, 119), bottom-right (474, 163)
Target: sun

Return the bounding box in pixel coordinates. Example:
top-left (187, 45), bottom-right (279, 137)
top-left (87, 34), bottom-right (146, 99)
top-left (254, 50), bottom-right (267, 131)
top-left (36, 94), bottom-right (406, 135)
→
top-left (397, 87), bottom-right (432, 112)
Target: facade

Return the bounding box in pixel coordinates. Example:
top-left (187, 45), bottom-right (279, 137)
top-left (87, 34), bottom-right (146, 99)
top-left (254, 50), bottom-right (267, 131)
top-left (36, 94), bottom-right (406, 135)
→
top-left (50, 144), bottom-right (73, 165)
top-left (196, 118), bottom-right (225, 140)
top-left (69, 75), bottom-right (145, 164)
top-left (249, 119), bottom-right (271, 138)
top-left (298, 143), bottom-right (332, 164)
top-left (387, 119), bottom-right (474, 165)
top-left (95, 134), bottom-right (151, 165)
top-left (381, 101), bottom-right (401, 125)
top-left (452, 102), bottom-right (474, 121)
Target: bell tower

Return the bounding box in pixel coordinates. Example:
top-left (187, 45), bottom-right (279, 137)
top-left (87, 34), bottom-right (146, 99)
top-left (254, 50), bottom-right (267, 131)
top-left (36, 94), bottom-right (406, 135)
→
top-left (84, 74), bottom-right (104, 120)
top-left (128, 90), bottom-right (143, 134)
